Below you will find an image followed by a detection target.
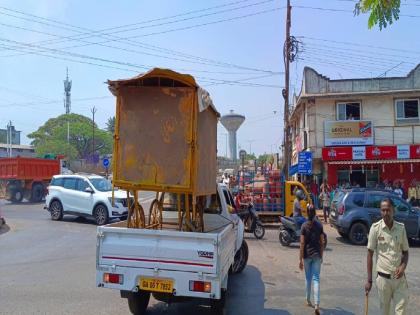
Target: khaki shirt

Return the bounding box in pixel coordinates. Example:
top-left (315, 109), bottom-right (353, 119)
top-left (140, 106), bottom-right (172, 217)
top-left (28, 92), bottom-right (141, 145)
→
top-left (367, 219), bottom-right (409, 275)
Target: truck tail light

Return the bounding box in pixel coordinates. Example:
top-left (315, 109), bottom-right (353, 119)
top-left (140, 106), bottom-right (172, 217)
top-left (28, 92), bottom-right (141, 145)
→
top-left (189, 281), bottom-right (211, 293)
top-left (338, 204), bottom-right (345, 215)
top-left (103, 273), bottom-right (123, 284)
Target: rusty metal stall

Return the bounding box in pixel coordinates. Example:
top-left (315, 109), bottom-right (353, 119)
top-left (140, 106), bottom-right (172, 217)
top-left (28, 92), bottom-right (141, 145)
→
top-left (108, 68), bottom-right (219, 232)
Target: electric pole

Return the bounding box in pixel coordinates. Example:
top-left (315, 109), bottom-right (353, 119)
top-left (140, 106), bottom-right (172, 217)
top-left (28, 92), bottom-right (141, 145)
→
top-left (91, 106), bottom-right (97, 160)
top-left (64, 67), bottom-right (72, 114)
top-left (282, 0), bottom-right (292, 179)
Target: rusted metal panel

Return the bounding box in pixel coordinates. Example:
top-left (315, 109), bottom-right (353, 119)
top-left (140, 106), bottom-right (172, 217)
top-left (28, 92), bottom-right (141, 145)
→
top-left (114, 86), bottom-right (194, 190)
top-left (195, 107), bottom-right (218, 195)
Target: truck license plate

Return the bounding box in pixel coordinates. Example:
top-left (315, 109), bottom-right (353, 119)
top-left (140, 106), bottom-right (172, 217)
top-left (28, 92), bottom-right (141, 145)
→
top-left (139, 277), bottom-right (173, 293)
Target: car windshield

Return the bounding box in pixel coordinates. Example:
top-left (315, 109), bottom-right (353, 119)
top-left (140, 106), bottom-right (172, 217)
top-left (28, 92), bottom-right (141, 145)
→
top-left (89, 178), bottom-right (112, 192)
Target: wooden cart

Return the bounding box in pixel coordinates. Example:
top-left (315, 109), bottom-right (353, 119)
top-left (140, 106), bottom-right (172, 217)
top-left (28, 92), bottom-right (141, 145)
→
top-left (108, 68), bottom-right (219, 231)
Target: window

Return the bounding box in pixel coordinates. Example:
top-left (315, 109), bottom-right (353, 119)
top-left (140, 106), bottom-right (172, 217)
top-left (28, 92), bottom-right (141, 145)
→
top-left (337, 102), bottom-right (361, 120)
top-left (350, 192), bottom-right (365, 207)
top-left (50, 177), bottom-right (63, 187)
top-left (366, 193), bottom-right (386, 208)
top-left (77, 179), bottom-right (90, 192)
top-left (395, 99), bottom-right (419, 122)
top-left (390, 197), bottom-right (409, 212)
top-left (63, 178), bottom-right (77, 190)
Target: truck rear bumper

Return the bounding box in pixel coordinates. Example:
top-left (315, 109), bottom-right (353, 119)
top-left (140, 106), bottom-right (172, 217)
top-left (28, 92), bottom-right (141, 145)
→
top-left (97, 265), bottom-right (222, 299)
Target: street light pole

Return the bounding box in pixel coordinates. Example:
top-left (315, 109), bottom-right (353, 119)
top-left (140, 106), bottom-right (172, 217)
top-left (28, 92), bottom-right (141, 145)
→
top-left (91, 106), bottom-right (97, 160)
top-left (283, 0), bottom-right (292, 179)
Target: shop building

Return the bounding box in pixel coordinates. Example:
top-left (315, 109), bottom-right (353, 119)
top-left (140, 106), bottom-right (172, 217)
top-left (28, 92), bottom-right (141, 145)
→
top-left (290, 65), bottom-right (420, 192)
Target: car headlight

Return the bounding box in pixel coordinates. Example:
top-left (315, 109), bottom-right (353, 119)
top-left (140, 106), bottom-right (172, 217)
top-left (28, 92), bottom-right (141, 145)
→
top-left (108, 197), bottom-right (123, 204)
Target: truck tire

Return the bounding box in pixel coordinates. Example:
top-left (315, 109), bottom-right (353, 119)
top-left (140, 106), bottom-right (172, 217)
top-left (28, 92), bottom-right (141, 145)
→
top-left (349, 222), bottom-right (368, 245)
top-left (94, 204), bottom-right (109, 225)
top-left (231, 240), bottom-right (248, 274)
top-left (31, 184), bottom-right (44, 202)
top-left (50, 200), bottom-right (63, 221)
top-left (127, 291), bottom-right (150, 315)
top-left (211, 289), bottom-right (226, 315)
top-left (11, 189), bottom-right (24, 203)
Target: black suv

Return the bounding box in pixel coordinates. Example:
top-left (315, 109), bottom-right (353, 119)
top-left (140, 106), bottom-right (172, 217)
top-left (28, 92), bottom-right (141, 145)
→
top-left (330, 188), bottom-right (420, 245)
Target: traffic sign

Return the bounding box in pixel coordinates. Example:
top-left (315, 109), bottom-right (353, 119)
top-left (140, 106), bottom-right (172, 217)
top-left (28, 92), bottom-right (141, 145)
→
top-left (298, 151), bottom-right (312, 175)
top-left (239, 149), bottom-right (247, 160)
top-left (102, 158), bottom-right (110, 168)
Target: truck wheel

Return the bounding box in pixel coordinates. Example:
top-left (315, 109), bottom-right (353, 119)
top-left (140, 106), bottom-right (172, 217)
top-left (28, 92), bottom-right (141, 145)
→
top-left (31, 184), bottom-right (44, 202)
top-left (50, 200), bottom-right (63, 221)
top-left (231, 240), bottom-right (248, 274)
top-left (253, 223), bottom-right (265, 239)
top-left (211, 289), bottom-right (226, 315)
top-left (127, 291), bottom-right (150, 315)
top-left (349, 222), bottom-right (368, 245)
top-left (11, 189), bottom-right (24, 203)
top-left (94, 204), bottom-right (109, 225)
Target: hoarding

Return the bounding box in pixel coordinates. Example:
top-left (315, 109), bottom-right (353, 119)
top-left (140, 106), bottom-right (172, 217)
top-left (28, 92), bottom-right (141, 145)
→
top-left (324, 120), bottom-right (373, 146)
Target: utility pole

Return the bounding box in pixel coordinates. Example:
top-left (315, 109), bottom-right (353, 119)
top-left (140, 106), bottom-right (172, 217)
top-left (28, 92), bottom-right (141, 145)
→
top-left (282, 0), bottom-right (292, 179)
top-left (91, 106), bottom-right (97, 160)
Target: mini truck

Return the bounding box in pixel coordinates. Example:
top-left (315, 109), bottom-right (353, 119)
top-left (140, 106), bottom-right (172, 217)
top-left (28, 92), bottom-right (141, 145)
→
top-left (96, 68), bottom-right (249, 314)
top-left (96, 183), bottom-right (248, 314)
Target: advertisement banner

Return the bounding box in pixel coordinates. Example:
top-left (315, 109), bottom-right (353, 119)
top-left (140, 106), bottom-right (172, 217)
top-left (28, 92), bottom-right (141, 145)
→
top-left (410, 145), bottom-right (420, 159)
top-left (322, 147), bottom-right (353, 161)
top-left (366, 146), bottom-right (397, 159)
top-left (352, 146), bottom-right (366, 160)
top-left (397, 145), bottom-right (410, 159)
top-left (324, 120), bottom-right (373, 146)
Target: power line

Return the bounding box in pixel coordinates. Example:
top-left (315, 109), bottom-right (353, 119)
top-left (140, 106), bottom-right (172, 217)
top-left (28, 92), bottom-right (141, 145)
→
top-left (0, 5), bottom-right (283, 74)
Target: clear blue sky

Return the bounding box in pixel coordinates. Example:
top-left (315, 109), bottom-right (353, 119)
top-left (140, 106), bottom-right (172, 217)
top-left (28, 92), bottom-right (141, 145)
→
top-left (0, 0), bottom-right (419, 155)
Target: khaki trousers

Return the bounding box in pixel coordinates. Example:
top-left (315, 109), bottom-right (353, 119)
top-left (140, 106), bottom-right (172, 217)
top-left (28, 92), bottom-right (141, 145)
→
top-left (376, 274), bottom-right (409, 315)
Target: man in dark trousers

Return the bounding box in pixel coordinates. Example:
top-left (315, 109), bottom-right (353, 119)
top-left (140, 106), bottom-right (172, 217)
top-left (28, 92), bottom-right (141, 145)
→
top-left (365, 198), bottom-right (409, 315)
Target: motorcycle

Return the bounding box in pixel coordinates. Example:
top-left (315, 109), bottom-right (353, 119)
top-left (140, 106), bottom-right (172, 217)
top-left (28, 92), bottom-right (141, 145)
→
top-left (238, 203), bottom-right (265, 239)
top-left (278, 216), bottom-right (327, 248)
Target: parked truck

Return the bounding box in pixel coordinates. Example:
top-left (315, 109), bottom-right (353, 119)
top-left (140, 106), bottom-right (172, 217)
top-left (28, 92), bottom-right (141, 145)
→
top-left (0, 156), bottom-right (67, 202)
top-left (235, 170), bottom-right (312, 222)
top-left (96, 68), bottom-right (248, 314)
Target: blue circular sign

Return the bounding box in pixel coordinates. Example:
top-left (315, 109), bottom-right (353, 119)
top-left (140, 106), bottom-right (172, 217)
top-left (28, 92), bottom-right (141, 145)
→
top-left (102, 158), bottom-right (110, 168)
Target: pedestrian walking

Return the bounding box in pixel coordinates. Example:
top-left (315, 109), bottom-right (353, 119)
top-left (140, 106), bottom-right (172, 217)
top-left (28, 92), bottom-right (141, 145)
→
top-left (365, 198), bottom-right (409, 315)
top-left (299, 205), bottom-right (325, 315)
top-left (319, 189), bottom-right (330, 223)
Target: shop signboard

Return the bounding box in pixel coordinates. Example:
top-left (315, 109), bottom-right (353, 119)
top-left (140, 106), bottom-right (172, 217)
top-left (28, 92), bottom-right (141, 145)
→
top-left (324, 120), bottom-right (373, 146)
top-left (352, 146), bottom-right (366, 160)
top-left (397, 145), bottom-right (410, 159)
top-left (410, 144), bottom-right (420, 159)
top-left (322, 147), bottom-right (353, 161)
top-left (366, 146), bottom-right (397, 159)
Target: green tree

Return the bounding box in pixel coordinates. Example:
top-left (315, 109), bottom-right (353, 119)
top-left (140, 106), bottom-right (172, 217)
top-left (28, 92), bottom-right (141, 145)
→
top-left (28, 113), bottom-right (113, 160)
top-left (354, 0), bottom-right (401, 30)
top-left (106, 116), bottom-right (115, 134)
top-left (245, 153), bottom-right (256, 162)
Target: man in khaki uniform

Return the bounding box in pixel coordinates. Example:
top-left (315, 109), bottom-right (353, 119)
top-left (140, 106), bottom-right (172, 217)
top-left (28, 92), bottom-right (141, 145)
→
top-left (365, 198), bottom-right (409, 315)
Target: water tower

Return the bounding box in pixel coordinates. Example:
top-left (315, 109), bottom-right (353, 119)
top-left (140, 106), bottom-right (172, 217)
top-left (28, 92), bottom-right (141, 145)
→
top-left (220, 110), bottom-right (245, 161)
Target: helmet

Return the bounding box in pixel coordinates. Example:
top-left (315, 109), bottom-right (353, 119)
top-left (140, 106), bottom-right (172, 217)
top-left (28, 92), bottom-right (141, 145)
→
top-left (295, 189), bottom-right (305, 201)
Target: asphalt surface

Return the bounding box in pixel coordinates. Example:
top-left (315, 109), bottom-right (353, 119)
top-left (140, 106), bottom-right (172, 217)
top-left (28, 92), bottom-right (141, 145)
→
top-left (1, 199), bottom-right (420, 315)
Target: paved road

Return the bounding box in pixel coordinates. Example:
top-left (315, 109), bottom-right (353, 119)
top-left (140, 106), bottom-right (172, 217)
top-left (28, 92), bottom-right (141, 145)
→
top-left (1, 200), bottom-right (419, 315)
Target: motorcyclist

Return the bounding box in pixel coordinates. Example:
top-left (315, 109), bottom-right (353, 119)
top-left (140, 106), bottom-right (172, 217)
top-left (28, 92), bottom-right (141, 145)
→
top-left (293, 189), bottom-right (306, 228)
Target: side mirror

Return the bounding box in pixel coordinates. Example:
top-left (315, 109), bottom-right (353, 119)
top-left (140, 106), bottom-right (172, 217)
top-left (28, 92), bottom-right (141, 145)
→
top-left (227, 205), bottom-right (236, 214)
top-left (85, 187), bottom-right (94, 194)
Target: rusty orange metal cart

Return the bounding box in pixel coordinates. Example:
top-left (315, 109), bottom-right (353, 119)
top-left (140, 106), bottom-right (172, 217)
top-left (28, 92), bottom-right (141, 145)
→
top-left (108, 68), bottom-right (219, 231)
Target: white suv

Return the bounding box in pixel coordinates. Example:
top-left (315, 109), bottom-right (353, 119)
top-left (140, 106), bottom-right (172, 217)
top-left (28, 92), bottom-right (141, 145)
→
top-left (45, 174), bottom-right (130, 225)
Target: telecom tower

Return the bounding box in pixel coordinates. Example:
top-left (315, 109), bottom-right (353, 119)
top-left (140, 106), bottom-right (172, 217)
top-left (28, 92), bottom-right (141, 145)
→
top-left (220, 110), bottom-right (245, 161)
top-left (63, 67), bottom-right (72, 114)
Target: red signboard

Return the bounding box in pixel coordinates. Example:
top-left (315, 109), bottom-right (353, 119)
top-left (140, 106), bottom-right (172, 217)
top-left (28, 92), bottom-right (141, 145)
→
top-left (366, 146), bottom-right (397, 160)
top-left (322, 147), bottom-right (352, 161)
top-left (323, 144), bottom-right (420, 161)
top-left (411, 145), bottom-right (420, 159)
